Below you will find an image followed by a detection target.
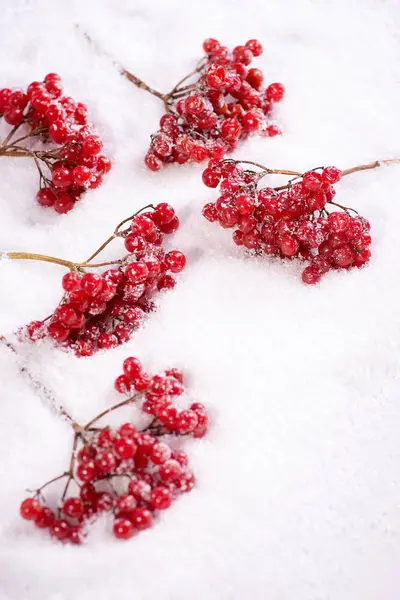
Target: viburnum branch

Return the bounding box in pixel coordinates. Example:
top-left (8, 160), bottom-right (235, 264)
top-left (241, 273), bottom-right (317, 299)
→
top-left (0, 72), bottom-right (111, 213)
top-left (201, 156), bottom-right (400, 285)
top-left (83, 395), bottom-right (140, 430)
top-left (19, 355), bottom-right (209, 543)
top-left (78, 33), bottom-right (287, 171)
top-left (4, 202), bottom-right (184, 356)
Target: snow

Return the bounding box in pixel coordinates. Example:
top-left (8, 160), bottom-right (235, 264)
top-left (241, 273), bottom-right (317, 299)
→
top-left (1, 0), bottom-right (400, 598)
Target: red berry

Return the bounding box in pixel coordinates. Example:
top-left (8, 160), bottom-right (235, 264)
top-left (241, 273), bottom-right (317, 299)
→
top-left (266, 83), bottom-right (285, 102)
top-left (20, 498), bottom-right (42, 520)
top-left (145, 152), bottom-right (162, 171)
top-left (114, 437), bottom-right (137, 459)
top-left (233, 45), bottom-right (253, 65)
top-left (123, 357), bottom-right (142, 379)
top-left (322, 166), bottom-right (342, 184)
top-left (9, 91), bottom-right (27, 110)
top-left (4, 107), bottom-right (24, 125)
top-left (202, 202), bottom-right (218, 222)
top-left (45, 73), bottom-right (61, 83)
top-left (130, 508), bottom-right (153, 530)
top-left (63, 497), bottom-right (84, 519)
top-left (242, 111), bottom-right (261, 132)
top-left (0, 88), bottom-right (12, 111)
top-left (280, 234), bottom-right (300, 257)
top-left (82, 135), bottom-right (103, 157)
top-left (52, 167), bottom-right (72, 188)
top-left (81, 273), bottom-right (102, 296)
top-left (266, 125), bottom-right (281, 137)
top-left (202, 168), bottom-right (221, 188)
top-left (49, 120), bottom-right (69, 143)
top-left (333, 244), bottom-right (354, 268)
top-left (203, 38), bottom-right (221, 54)
top-left (125, 262), bottom-right (149, 283)
top-left (245, 39), bottom-right (263, 56)
top-left (206, 64), bottom-right (226, 89)
top-left (151, 486), bottom-right (172, 510)
top-left (158, 215), bottom-right (180, 234)
top-left (95, 450), bottom-right (117, 475)
top-left (116, 494), bottom-right (137, 514)
top-left (150, 442), bottom-right (172, 464)
top-left (164, 251), bottom-right (186, 273)
top-left (72, 165), bottom-right (91, 186)
top-left (50, 519), bottom-right (71, 541)
top-left (159, 459), bottom-right (182, 482)
top-left (176, 410), bottom-right (198, 433)
top-left (246, 68), bottom-right (264, 89)
top-left (54, 193), bottom-right (75, 214)
top-left (96, 155), bottom-right (112, 174)
top-left (76, 460), bottom-right (97, 482)
top-left (119, 423), bottom-right (136, 438)
top-left (113, 518), bottom-right (134, 540)
top-left (328, 212), bottom-right (350, 233)
top-left (154, 203), bottom-right (175, 225)
top-left (37, 188), bottom-right (56, 207)
top-left (234, 194), bottom-right (255, 216)
top-left (303, 171), bottom-right (323, 191)
top-left (35, 507), bottom-right (55, 529)
top-left (48, 321), bottom-right (70, 342)
top-left (302, 266), bottom-right (322, 285)
top-left (115, 374), bottom-right (133, 394)
top-left (221, 118), bottom-right (241, 140)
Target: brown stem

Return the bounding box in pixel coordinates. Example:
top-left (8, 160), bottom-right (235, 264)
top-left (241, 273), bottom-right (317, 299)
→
top-left (114, 204), bottom-right (155, 235)
top-left (341, 158), bottom-right (400, 177)
top-left (83, 395), bottom-right (140, 430)
top-left (0, 335), bottom-right (83, 432)
top-left (1, 124), bottom-right (22, 147)
top-left (78, 27), bottom-right (168, 104)
top-left (329, 201), bottom-right (359, 214)
top-left (4, 252), bottom-right (75, 269)
top-left (169, 57), bottom-right (208, 95)
top-left (34, 472), bottom-right (70, 496)
top-left (84, 234), bottom-right (116, 263)
top-left (84, 204), bottom-right (155, 263)
top-left (121, 68), bottom-right (168, 102)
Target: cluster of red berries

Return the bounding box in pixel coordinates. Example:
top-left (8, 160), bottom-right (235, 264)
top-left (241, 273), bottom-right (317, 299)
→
top-left (144, 38), bottom-right (284, 171)
top-left (0, 73), bottom-right (111, 213)
top-left (20, 359), bottom-right (208, 543)
top-left (202, 160), bottom-right (371, 284)
top-left (115, 357), bottom-right (209, 437)
top-left (24, 204), bottom-right (185, 355)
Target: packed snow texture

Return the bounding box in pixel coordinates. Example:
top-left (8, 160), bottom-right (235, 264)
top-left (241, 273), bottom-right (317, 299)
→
top-left (1, 0), bottom-right (400, 598)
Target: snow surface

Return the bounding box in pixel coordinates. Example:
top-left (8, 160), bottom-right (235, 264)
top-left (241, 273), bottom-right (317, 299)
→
top-left (1, 0), bottom-right (400, 598)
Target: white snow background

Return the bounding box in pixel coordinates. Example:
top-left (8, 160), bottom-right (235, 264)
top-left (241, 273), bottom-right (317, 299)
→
top-left (0, 0), bottom-right (400, 599)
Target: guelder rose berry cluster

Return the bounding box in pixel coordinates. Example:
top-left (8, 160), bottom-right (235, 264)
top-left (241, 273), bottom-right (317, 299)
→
top-left (202, 160), bottom-right (371, 284)
top-left (144, 38), bottom-right (284, 171)
top-left (0, 73), bottom-right (110, 213)
top-left (23, 203), bottom-right (185, 356)
top-left (20, 358), bottom-right (208, 543)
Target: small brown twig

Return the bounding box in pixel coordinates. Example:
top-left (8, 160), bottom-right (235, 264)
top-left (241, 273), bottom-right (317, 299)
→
top-left (78, 27), bottom-right (211, 114)
top-left (221, 158), bottom-right (400, 193)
